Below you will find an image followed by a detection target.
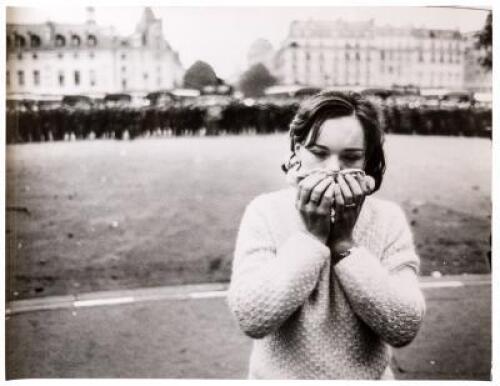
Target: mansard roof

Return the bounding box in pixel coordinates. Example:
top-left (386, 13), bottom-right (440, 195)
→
top-left (286, 19), bottom-right (465, 41)
top-left (6, 21), bottom-right (116, 50)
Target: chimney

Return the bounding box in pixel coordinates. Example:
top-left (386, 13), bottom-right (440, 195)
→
top-left (86, 7), bottom-right (96, 25)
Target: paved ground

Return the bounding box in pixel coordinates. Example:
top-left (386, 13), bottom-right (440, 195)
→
top-left (5, 274), bottom-right (491, 380)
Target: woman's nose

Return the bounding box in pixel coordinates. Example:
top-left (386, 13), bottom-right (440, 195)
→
top-left (324, 155), bottom-right (340, 171)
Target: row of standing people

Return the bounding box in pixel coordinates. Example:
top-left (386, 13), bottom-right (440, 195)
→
top-left (6, 102), bottom-right (491, 144)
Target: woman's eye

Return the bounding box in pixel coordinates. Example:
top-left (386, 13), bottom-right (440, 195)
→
top-left (311, 151), bottom-right (328, 158)
top-left (342, 155), bottom-right (362, 162)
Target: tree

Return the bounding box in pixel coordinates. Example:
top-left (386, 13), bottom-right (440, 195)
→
top-left (475, 11), bottom-right (492, 70)
top-left (239, 63), bottom-right (277, 98)
top-left (183, 61), bottom-right (218, 90)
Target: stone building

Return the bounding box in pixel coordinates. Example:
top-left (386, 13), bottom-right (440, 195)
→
top-left (6, 7), bottom-right (184, 99)
top-left (255, 19), bottom-right (490, 92)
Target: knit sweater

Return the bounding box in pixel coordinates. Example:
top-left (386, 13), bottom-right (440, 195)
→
top-left (227, 188), bottom-right (426, 379)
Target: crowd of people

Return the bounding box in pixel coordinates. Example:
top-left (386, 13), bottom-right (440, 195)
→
top-left (5, 97), bottom-right (492, 144)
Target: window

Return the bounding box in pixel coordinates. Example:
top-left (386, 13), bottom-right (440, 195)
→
top-left (15, 34), bottom-right (26, 48)
top-left (121, 79), bottom-right (127, 90)
top-left (74, 71), bottom-right (80, 86)
top-left (89, 70), bottom-right (96, 87)
top-left (17, 52), bottom-right (23, 60)
top-left (55, 34), bottom-right (66, 47)
top-left (33, 70), bottom-right (40, 86)
top-left (59, 71), bottom-right (65, 87)
top-left (58, 52), bottom-right (64, 59)
top-left (121, 53), bottom-right (126, 60)
top-left (6, 70), bottom-right (10, 87)
top-left (32, 52), bottom-right (38, 59)
top-left (71, 35), bottom-right (81, 47)
top-left (17, 70), bottom-right (24, 86)
top-left (355, 52), bottom-right (360, 61)
top-left (87, 35), bottom-right (97, 47)
top-left (380, 50), bottom-right (385, 60)
top-left (30, 34), bottom-right (41, 48)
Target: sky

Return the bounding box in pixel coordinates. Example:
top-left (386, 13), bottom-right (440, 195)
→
top-left (6, 5), bottom-right (490, 81)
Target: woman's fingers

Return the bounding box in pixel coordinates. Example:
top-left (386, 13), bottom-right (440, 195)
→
top-left (333, 182), bottom-right (344, 207)
top-left (337, 174), bottom-right (354, 206)
top-left (344, 173), bottom-right (364, 203)
top-left (310, 176), bottom-right (333, 204)
top-left (354, 173), bottom-right (369, 194)
top-left (297, 173), bottom-right (327, 207)
top-left (365, 175), bottom-right (376, 193)
top-left (318, 181), bottom-right (336, 214)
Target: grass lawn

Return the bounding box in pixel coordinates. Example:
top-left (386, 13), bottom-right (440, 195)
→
top-left (6, 134), bottom-right (491, 300)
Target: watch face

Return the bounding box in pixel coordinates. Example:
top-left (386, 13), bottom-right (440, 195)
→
top-left (338, 250), bottom-right (351, 258)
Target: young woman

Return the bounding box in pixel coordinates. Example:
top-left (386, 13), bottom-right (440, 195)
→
top-left (227, 91), bottom-right (426, 379)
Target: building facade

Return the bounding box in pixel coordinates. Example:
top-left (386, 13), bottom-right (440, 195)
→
top-left (259, 19), bottom-right (490, 92)
top-left (6, 7), bottom-right (184, 99)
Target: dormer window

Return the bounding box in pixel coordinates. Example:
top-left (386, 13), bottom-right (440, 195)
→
top-left (87, 34), bottom-right (97, 47)
top-left (71, 35), bottom-right (81, 47)
top-left (15, 34), bottom-right (26, 48)
top-left (55, 34), bottom-right (66, 47)
top-left (30, 34), bottom-right (41, 48)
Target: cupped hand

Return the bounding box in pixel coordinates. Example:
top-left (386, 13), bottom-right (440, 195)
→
top-left (295, 172), bottom-right (336, 244)
top-left (329, 173), bottom-right (375, 252)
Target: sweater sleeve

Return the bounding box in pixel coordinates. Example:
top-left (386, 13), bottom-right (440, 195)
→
top-left (333, 203), bottom-right (426, 348)
top-left (227, 196), bottom-right (330, 339)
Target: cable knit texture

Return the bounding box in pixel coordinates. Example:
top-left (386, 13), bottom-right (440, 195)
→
top-left (227, 188), bottom-right (426, 379)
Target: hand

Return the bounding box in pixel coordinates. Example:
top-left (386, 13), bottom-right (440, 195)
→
top-left (329, 173), bottom-right (374, 253)
top-left (295, 172), bottom-right (336, 244)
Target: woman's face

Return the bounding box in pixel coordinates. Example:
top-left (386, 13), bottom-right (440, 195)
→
top-left (296, 115), bottom-right (366, 173)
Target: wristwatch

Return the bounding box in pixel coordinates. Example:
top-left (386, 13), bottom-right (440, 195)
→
top-left (332, 248), bottom-right (352, 265)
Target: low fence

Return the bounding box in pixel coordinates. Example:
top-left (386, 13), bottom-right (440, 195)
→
top-left (6, 102), bottom-right (492, 143)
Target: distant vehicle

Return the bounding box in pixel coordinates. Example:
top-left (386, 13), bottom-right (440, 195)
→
top-left (197, 94), bottom-right (234, 106)
top-left (264, 85), bottom-right (321, 99)
top-left (419, 89), bottom-right (475, 108)
top-left (145, 90), bottom-right (176, 106)
top-left (473, 92), bottom-right (492, 107)
top-left (62, 95), bottom-right (93, 109)
top-left (201, 84), bottom-right (234, 96)
top-left (441, 91), bottom-right (474, 104)
top-left (362, 85), bottom-right (420, 100)
top-left (361, 88), bottom-right (396, 100)
top-left (171, 88), bottom-right (201, 99)
top-left (104, 93), bottom-right (132, 107)
top-left (391, 84), bottom-right (420, 96)
top-left (7, 93), bottom-right (62, 110)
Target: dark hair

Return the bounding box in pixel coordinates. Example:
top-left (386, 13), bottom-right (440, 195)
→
top-left (282, 90), bottom-right (386, 192)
